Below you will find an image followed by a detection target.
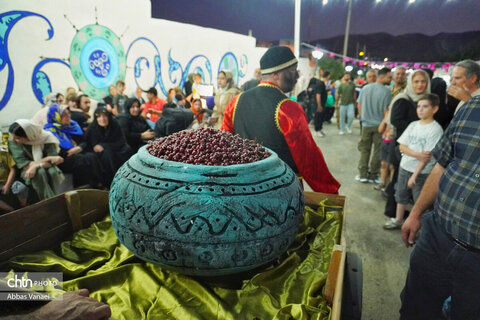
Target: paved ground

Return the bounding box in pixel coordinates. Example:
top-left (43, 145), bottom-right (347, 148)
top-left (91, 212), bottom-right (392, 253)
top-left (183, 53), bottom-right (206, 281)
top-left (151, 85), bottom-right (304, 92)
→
top-left (307, 118), bottom-right (412, 320)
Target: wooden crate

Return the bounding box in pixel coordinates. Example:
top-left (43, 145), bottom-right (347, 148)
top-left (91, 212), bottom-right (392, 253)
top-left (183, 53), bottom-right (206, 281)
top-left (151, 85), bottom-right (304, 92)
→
top-left (0, 189), bottom-right (109, 262)
top-left (304, 191), bottom-right (347, 320)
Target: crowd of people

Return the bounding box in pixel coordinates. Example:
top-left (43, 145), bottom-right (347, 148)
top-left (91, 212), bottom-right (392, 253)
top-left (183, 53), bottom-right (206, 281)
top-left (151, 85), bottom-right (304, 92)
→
top-left (298, 57), bottom-right (480, 319)
top-left (1, 44), bottom-right (479, 318)
top-left (1, 57), bottom-right (478, 216)
top-left (0, 71), bottom-right (248, 213)
top-left (298, 60), bottom-right (480, 229)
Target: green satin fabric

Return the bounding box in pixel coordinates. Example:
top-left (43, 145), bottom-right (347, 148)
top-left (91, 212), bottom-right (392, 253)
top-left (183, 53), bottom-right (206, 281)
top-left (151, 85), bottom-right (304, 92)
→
top-left (5, 200), bottom-right (342, 320)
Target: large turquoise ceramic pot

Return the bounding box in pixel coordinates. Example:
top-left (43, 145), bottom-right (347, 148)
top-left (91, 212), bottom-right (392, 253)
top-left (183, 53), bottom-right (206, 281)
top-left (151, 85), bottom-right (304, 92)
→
top-left (109, 146), bottom-right (304, 276)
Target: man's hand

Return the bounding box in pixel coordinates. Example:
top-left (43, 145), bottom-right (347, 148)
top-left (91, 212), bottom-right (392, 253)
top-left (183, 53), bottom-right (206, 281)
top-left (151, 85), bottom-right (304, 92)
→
top-left (448, 85), bottom-right (472, 102)
top-left (67, 146), bottom-right (82, 157)
top-left (140, 129), bottom-right (155, 140)
top-left (93, 145), bottom-right (104, 153)
top-left (401, 213), bottom-right (422, 247)
top-left (407, 175), bottom-right (417, 188)
top-left (416, 151), bottom-right (431, 163)
top-left (34, 289), bottom-right (111, 320)
top-left (400, 163), bottom-right (445, 247)
top-left (316, 106), bottom-right (323, 113)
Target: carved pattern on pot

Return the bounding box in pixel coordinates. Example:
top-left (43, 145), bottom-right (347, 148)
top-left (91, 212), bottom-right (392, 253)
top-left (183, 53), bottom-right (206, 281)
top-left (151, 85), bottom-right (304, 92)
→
top-left (109, 146), bottom-right (304, 276)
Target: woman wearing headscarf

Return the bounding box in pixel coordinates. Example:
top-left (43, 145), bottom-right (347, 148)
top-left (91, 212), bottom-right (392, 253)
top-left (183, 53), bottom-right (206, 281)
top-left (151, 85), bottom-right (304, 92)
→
top-left (44, 104), bottom-right (104, 188)
top-left (430, 77), bottom-right (454, 130)
top-left (389, 69), bottom-right (431, 139)
top-left (190, 98), bottom-right (206, 124)
top-left (212, 71), bottom-right (241, 129)
top-left (8, 119), bottom-right (64, 200)
top-left (117, 98), bottom-right (154, 153)
top-left (383, 69), bottom-right (431, 220)
top-left (80, 107), bottom-right (132, 187)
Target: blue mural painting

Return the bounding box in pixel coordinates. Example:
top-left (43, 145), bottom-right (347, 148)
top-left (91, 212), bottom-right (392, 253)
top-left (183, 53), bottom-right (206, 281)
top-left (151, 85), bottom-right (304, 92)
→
top-left (126, 37), bottom-right (216, 96)
top-left (69, 24), bottom-right (126, 100)
top-left (32, 58), bottom-right (70, 104)
top-left (0, 11), bottom-right (54, 111)
top-left (239, 54), bottom-right (248, 78)
top-left (218, 52), bottom-right (239, 84)
top-left (0, 9), bottom-right (248, 111)
top-left (126, 37), bottom-right (168, 96)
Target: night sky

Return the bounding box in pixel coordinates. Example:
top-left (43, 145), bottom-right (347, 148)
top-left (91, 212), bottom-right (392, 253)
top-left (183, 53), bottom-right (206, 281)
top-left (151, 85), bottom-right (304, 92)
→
top-left (151, 0), bottom-right (480, 42)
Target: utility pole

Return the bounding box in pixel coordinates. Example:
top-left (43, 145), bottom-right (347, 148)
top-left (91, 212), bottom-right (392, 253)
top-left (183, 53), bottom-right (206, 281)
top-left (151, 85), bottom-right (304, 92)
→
top-left (294, 0), bottom-right (301, 58)
top-left (342, 0), bottom-right (353, 66)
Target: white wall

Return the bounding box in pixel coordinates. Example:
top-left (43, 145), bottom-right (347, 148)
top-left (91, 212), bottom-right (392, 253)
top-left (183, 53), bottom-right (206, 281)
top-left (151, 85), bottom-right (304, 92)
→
top-left (297, 57), bottom-right (316, 82)
top-left (0, 0), bottom-right (267, 127)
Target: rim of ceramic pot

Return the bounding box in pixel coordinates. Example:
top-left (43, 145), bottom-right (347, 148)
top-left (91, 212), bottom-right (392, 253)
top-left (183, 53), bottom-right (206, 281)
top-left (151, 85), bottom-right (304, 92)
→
top-left (135, 144), bottom-right (284, 174)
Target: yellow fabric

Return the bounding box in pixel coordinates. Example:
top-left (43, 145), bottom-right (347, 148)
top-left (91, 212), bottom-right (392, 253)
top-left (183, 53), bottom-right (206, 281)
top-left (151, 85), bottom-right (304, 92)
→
top-left (0, 150), bottom-right (15, 183)
top-left (4, 200), bottom-right (342, 320)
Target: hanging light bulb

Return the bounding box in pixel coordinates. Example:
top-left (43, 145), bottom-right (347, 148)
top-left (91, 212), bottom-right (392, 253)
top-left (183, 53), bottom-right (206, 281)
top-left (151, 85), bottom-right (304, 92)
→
top-left (312, 50), bottom-right (324, 59)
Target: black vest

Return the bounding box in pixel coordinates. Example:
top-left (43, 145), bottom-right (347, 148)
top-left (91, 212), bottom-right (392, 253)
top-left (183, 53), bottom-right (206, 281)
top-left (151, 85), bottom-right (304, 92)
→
top-left (233, 84), bottom-right (298, 173)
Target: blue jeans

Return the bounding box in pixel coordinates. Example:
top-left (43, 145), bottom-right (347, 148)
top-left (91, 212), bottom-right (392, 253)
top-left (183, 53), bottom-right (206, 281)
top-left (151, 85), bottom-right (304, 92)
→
top-left (339, 103), bottom-right (354, 132)
top-left (400, 211), bottom-right (480, 320)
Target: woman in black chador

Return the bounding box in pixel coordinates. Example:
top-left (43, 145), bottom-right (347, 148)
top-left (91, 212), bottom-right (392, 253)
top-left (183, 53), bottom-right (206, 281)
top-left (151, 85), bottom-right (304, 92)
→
top-left (117, 98), bottom-right (155, 153)
top-left (80, 107), bottom-right (132, 187)
top-left (44, 104), bottom-right (104, 188)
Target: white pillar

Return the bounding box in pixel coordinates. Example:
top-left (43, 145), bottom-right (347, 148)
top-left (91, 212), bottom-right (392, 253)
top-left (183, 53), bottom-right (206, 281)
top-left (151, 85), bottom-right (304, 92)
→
top-left (294, 0), bottom-right (301, 58)
top-left (342, 0), bottom-right (353, 65)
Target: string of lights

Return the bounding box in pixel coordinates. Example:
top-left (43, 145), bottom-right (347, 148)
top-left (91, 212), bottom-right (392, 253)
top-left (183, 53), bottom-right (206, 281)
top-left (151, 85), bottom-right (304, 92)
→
top-left (296, 0), bottom-right (470, 72)
top-left (320, 0), bottom-right (425, 5)
top-left (301, 42), bottom-right (478, 73)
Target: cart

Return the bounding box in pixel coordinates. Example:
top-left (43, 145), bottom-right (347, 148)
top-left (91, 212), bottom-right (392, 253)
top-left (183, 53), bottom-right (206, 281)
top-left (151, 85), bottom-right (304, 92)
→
top-left (0, 189), bottom-right (362, 319)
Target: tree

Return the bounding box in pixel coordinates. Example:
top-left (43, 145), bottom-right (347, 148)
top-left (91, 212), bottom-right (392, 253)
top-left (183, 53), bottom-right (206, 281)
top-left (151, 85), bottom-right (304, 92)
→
top-left (317, 58), bottom-right (345, 81)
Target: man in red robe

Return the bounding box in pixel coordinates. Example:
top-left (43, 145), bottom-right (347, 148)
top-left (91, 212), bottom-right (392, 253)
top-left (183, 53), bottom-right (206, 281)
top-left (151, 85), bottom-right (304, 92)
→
top-left (222, 46), bottom-right (340, 194)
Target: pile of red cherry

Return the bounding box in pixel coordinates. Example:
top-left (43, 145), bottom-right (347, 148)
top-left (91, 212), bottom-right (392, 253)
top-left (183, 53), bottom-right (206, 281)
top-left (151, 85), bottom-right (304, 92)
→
top-left (147, 128), bottom-right (270, 166)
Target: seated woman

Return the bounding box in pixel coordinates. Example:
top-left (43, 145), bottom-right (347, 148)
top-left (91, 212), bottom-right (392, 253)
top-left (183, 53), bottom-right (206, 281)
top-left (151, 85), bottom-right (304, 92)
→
top-left (8, 120), bottom-right (64, 201)
top-left (191, 98), bottom-right (205, 122)
top-left (80, 107), bottom-right (132, 187)
top-left (189, 98), bottom-right (209, 128)
top-left (117, 98), bottom-right (155, 153)
top-left (44, 104), bottom-right (104, 188)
